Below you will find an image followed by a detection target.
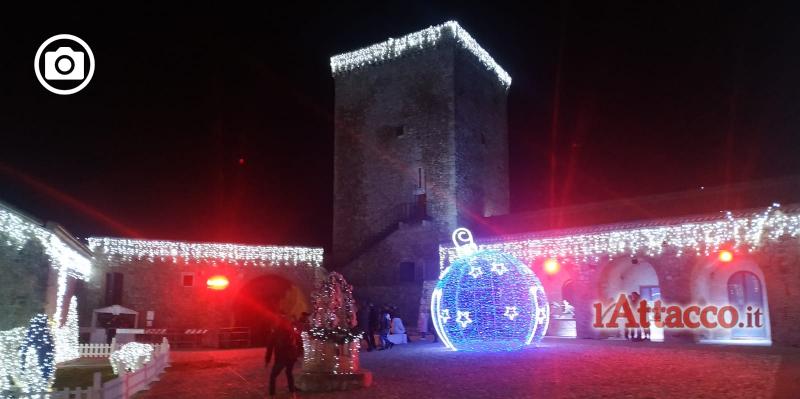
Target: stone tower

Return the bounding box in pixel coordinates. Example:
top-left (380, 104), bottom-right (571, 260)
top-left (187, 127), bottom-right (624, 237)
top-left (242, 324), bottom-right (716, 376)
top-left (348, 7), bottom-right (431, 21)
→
top-left (331, 21), bottom-right (510, 323)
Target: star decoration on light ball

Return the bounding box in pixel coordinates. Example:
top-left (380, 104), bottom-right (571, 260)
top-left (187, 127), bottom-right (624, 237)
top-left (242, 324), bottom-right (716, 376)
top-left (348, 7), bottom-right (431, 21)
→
top-left (468, 266), bottom-right (483, 279)
top-left (504, 306), bottom-right (519, 321)
top-left (439, 309), bottom-right (451, 324)
top-left (490, 262), bottom-right (509, 276)
top-left (456, 311), bottom-right (473, 328)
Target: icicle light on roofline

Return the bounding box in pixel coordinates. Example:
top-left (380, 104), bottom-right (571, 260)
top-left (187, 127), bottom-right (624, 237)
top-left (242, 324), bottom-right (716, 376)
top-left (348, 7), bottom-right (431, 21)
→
top-left (0, 208), bottom-right (92, 279)
top-left (439, 204), bottom-right (800, 269)
top-left (88, 237), bottom-right (324, 267)
top-left (330, 20), bottom-right (511, 89)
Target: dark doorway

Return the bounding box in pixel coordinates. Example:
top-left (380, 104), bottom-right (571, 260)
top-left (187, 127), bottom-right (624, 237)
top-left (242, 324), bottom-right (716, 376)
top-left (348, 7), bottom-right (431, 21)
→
top-left (232, 275), bottom-right (309, 346)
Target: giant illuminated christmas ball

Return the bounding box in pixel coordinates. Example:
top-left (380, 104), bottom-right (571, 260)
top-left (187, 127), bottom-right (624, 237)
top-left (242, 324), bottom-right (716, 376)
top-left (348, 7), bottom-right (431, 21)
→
top-left (431, 228), bottom-right (549, 351)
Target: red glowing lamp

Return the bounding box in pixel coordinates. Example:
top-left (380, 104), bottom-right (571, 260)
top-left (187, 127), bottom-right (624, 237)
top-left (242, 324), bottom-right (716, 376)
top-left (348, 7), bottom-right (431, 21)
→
top-left (718, 250), bottom-right (733, 263)
top-left (207, 275), bottom-right (229, 290)
top-left (543, 258), bottom-right (560, 275)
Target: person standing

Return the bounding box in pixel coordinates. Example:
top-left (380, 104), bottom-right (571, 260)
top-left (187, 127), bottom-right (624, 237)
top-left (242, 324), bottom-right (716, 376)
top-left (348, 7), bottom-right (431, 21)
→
top-left (357, 302), bottom-right (376, 351)
top-left (627, 292), bottom-right (642, 341)
top-left (264, 321), bottom-right (276, 364)
top-left (379, 307), bottom-right (393, 350)
top-left (368, 303), bottom-right (380, 350)
top-left (267, 317), bottom-right (302, 397)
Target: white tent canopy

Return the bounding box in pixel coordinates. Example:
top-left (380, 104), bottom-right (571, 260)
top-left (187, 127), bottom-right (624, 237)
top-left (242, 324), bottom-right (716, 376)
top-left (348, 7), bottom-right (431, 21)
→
top-left (92, 305), bottom-right (139, 328)
top-left (94, 304), bottom-right (138, 315)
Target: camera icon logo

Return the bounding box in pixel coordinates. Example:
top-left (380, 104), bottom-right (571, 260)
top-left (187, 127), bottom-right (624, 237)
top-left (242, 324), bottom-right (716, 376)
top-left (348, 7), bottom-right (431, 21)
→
top-left (44, 47), bottom-right (85, 80)
top-left (35, 34), bottom-right (95, 95)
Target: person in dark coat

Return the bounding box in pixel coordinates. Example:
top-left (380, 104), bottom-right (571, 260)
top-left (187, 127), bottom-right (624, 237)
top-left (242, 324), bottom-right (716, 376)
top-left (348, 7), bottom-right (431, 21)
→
top-left (264, 321), bottom-right (276, 364)
top-left (368, 304), bottom-right (380, 350)
top-left (379, 307), bottom-right (394, 350)
top-left (267, 317), bottom-right (303, 397)
top-left (357, 302), bottom-right (376, 351)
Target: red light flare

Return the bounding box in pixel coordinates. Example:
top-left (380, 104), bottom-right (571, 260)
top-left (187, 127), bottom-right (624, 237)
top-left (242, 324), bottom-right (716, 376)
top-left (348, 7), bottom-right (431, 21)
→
top-left (543, 258), bottom-right (561, 275)
top-left (718, 250), bottom-right (733, 263)
top-left (207, 275), bottom-right (230, 290)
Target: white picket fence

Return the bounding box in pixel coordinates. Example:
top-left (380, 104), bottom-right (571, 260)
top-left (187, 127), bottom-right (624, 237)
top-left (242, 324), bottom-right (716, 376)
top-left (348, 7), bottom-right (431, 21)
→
top-left (78, 338), bottom-right (118, 358)
top-left (78, 338), bottom-right (171, 359)
top-left (33, 338), bottom-right (170, 399)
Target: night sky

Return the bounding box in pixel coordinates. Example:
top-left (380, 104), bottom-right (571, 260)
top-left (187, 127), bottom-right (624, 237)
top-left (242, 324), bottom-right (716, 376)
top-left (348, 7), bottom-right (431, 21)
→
top-left (1, 2), bottom-right (799, 250)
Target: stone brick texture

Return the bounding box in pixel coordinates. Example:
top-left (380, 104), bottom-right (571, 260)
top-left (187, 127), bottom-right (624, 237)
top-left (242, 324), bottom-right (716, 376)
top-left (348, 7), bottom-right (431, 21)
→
top-left (332, 38), bottom-right (510, 328)
top-left (0, 240), bottom-right (50, 330)
top-left (86, 255), bottom-right (326, 333)
top-left (342, 222), bottom-right (441, 325)
top-left (333, 42), bottom-right (457, 269)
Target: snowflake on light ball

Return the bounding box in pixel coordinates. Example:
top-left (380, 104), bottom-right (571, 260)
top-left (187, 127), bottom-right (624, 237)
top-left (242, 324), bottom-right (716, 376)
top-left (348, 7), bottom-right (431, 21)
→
top-left (432, 228), bottom-right (549, 352)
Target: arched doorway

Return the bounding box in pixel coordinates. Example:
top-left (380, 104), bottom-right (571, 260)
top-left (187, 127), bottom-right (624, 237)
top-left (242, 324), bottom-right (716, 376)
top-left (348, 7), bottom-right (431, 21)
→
top-left (690, 259), bottom-right (771, 344)
top-left (727, 271), bottom-right (767, 339)
top-left (598, 258), bottom-right (663, 341)
top-left (232, 275), bottom-right (309, 346)
top-left (552, 280), bottom-right (577, 337)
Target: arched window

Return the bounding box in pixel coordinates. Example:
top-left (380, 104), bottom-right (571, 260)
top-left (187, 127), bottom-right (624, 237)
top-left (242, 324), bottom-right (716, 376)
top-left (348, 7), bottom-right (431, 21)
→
top-left (727, 271), bottom-right (767, 338)
top-left (727, 271), bottom-right (763, 309)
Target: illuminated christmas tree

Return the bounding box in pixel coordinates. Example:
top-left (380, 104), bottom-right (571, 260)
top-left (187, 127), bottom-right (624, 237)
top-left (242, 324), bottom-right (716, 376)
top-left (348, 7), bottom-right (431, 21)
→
top-left (55, 296), bottom-right (80, 363)
top-left (299, 272), bottom-right (372, 391)
top-left (307, 272), bottom-right (360, 343)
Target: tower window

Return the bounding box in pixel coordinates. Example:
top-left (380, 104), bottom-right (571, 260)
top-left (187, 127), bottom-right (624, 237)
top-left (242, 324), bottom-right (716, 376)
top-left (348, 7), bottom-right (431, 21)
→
top-left (395, 125), bottom-right (406, 137)
top-left (480, 133), bottom-right (487, 145)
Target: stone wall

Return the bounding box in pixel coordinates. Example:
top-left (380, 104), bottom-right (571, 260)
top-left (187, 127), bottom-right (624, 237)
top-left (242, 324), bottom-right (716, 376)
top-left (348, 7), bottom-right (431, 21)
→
top-left (0, 240), bottom-right (50, 330)
top-left (332, 42), bottom-right (459, 268)
top-left (453, 48), bottom-right (510, 223)
top-left (341, 222), bottom-right (441, 326)
top-left (758, 237), bottom-right (800, 346)
top-left (89, 255), bottom-right (326, 330)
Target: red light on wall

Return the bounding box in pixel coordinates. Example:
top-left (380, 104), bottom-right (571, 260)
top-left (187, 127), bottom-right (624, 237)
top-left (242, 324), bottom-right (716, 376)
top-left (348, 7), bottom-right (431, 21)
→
top-left (207, 275), bottom-right (229, 290)
top-left (543, 259), bottom-right (560, 275)
top-left (718, 250), bottom-right (733, 263)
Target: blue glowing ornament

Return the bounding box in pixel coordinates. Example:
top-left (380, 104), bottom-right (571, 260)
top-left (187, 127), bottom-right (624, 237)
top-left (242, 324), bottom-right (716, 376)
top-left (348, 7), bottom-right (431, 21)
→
top-left (432, 228), bottom-right (549, 351)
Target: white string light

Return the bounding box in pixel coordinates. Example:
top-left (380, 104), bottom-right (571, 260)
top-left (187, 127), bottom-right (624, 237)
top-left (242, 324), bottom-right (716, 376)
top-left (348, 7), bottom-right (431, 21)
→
top-left (54, 296), bottom-right (80, 364)
top-left (431, 240), bottom-right (549, 352)
top-left (109, 342), bottom-right (154, 375)
top-left (0, 327), bottom-right (26, 392)
top-left (1, 204), bottom-right (89, 394)
top-left (0, 207), bottom-right (92, 279)
top-left (440, 204), bottom-right (800, 269)
top-left (88, 237), bottom-right (324, 267)
top-left (331, 20), bottom-right (512, 89)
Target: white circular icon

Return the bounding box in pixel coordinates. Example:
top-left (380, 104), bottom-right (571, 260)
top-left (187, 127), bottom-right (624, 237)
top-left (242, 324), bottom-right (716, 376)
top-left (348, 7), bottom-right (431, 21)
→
top-left (34, 34), bottom-right (95, 95)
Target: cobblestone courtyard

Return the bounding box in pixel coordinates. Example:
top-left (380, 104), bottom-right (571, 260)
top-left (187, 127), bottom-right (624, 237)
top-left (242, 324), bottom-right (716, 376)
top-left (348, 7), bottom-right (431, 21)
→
top-left (138, 338), bottom-right (800, 398)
